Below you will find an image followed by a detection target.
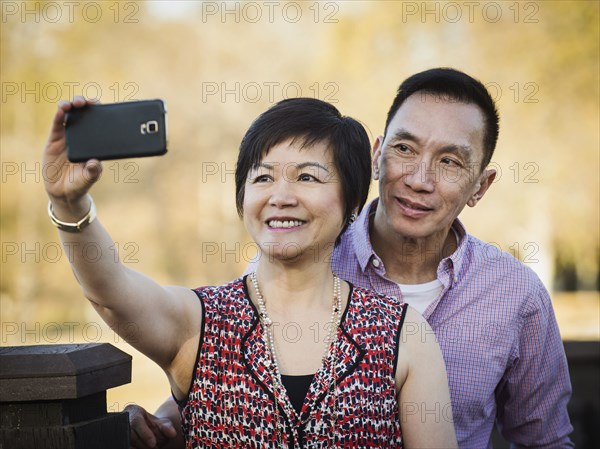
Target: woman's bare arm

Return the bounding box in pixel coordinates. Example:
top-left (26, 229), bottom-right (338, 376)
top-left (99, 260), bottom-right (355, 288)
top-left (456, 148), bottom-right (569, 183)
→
top-left (43, 98), bottom-right (200, 394)
top-left (396, 306), bottom-right (457, 448)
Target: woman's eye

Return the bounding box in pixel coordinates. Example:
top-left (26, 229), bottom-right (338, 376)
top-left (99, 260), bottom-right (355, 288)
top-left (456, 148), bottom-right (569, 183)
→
top-left (253, 174), bottom-right (272, 183)
top-left (298, 173), bottom-right (318, 182)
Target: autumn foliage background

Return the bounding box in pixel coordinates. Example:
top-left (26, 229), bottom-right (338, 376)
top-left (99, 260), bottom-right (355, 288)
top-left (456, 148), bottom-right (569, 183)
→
top-left (1, 1), bottom-right (598, 412)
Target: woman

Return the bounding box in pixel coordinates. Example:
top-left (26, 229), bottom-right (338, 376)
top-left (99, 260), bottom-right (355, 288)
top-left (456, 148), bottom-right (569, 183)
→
top-left (43, 96), bottom-right (457, 448)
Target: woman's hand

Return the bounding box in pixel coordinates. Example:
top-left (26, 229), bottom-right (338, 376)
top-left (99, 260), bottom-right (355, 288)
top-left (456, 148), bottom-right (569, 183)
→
top-left (42, 98), bottom-right (203, 429)
top-left (43, 96), bottom-right (102, 217)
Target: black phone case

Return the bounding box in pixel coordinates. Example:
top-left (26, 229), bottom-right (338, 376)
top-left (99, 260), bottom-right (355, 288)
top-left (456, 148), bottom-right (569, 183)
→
top-left (66, 100), bottom-right (167, 162)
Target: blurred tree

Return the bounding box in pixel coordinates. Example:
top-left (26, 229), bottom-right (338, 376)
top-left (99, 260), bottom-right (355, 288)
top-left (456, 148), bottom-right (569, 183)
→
top-left (1, 1), bottom-right (598, 330)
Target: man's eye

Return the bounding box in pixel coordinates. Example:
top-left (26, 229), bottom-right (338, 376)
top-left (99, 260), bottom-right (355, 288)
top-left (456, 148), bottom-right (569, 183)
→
top-left (441, 158), bottom-right (460, 167)
top-left (392, 143), bottom-right (411, 153)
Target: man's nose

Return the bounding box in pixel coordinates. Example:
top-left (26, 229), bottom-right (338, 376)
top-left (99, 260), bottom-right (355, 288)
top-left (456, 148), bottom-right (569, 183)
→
top-left (402, 161), bottom-right (436, 192)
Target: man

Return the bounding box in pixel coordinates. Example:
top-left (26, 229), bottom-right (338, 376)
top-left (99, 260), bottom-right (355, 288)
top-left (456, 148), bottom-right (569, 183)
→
top-left (128, 68), bottom-right (573, 448)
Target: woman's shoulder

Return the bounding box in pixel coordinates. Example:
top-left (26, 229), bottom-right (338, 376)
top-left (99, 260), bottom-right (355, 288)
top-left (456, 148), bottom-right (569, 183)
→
top-left (192, 277), bottom-right (248, 306)
top-left (193, 276), bottom-right (245, 293)
top-left (351, 284), bottom-right (404, 306)
top-left (348, 284), bottom-right (406, 320)
top-left (193, 277), bottom-right (256, 323)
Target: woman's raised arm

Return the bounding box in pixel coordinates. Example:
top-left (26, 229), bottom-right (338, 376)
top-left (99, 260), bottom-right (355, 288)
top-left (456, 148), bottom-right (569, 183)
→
top-left (43, 98), bottom-right (201, 394)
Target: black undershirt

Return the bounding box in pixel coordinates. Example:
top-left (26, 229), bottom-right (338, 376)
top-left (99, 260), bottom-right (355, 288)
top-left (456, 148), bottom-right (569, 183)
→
top-left (281, 374), bottom-right (315, 415)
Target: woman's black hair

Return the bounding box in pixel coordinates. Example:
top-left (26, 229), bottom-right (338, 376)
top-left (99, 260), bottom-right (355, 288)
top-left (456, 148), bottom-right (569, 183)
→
top-left (235, 98), bottom-right (371, 237)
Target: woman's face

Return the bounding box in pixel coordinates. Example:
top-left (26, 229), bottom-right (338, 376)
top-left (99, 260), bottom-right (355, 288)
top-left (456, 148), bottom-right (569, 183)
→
top-left (243, 138), bottom-right (345, 263)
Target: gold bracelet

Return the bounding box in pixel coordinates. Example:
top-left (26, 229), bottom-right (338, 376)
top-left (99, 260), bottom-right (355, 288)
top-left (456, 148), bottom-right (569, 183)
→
top-left (48, 197), bottom-right (96, 233)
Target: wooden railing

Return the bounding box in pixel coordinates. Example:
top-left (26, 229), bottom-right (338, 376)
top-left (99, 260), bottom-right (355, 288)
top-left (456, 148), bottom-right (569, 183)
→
top-left (1, 341), bottom-right (598, 448)
top-left (0, 343), bottom-right (131, 449)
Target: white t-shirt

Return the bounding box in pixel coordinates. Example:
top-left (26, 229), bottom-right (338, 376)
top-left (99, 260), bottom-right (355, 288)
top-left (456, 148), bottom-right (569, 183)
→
top-left (398, 279), bottom-right (444, 315)
top-left (399, 228), bottom-right (458, 315)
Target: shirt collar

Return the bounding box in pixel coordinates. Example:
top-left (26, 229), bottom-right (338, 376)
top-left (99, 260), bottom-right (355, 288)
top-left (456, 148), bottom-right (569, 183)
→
top-left (351, 197), bottom-right (471, 282)
top-left (438, 218), bottom-right (469, 285)
top-left (351, 198), bottom-right (380, 273)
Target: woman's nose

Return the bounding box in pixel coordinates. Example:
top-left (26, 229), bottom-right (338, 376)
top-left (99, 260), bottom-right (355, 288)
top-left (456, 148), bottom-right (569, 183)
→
top-left (268, 179), bottom-right (299, 208)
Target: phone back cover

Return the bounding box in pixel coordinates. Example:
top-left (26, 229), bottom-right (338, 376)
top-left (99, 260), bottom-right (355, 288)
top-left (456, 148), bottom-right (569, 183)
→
top-left (66, 100), bottom-right (167, 162)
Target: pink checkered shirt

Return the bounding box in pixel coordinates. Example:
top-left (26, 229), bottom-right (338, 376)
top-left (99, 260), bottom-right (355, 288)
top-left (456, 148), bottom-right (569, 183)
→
top-left (333, 199), bottom-right (573, 448)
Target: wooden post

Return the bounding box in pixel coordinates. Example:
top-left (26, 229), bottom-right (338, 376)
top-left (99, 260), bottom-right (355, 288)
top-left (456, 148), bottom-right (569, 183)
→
top-left (0, 343), bottom-right (132, 449)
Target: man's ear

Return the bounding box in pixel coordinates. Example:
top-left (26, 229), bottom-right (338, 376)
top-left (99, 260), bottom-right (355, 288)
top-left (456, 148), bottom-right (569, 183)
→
top-left (372, 136), bottom-right (384, 181)
top-left (467, 168), bottom-right (497, 207)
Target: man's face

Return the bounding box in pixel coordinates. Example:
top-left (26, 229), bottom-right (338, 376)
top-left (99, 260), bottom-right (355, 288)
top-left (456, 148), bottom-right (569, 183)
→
top-left (373, 93), bottom-right (496, 242)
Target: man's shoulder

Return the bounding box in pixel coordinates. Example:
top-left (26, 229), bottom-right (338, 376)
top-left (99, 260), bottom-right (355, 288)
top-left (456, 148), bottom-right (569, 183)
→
top-left (464, 233), bottom-right (541, 279)
top-left (334, 200), bottom-right (376, 256)
top-left (462, 233), bottom-right (551, 308)
top-left (332, 217), bottom-right (366, 275)
top-left (335, 223), bottom-right (361, 257)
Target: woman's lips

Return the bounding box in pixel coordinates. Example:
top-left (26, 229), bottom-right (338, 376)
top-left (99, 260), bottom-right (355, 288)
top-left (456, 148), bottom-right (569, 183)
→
top-left (267, 219), bottom-right (305, 229)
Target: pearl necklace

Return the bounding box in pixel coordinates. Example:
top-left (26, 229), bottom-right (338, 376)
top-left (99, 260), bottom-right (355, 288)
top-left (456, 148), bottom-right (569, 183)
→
top-left (250, 272), bottom-right (343, 448)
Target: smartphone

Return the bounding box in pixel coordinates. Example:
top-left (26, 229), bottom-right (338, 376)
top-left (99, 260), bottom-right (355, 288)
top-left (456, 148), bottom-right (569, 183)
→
top-left (65, 99), bottom-right (167, 162)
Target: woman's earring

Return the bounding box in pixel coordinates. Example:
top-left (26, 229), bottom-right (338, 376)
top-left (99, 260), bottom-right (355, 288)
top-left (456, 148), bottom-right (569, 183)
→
top-left (348, 213), bottom-right (357, 224)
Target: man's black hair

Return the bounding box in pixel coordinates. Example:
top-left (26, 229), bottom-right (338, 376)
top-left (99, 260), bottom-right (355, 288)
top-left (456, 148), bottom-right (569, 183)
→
top-left (384, 68), bottom-right (499, 168)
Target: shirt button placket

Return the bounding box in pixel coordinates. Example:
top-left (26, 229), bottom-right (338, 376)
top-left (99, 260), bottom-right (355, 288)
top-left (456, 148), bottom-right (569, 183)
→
top-left (369, 257), bottom-right (384, 293)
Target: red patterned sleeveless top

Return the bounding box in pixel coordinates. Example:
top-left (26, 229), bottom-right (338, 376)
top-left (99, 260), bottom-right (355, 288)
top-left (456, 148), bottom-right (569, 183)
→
top-left (178, 276), bottom-right (407, 448)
